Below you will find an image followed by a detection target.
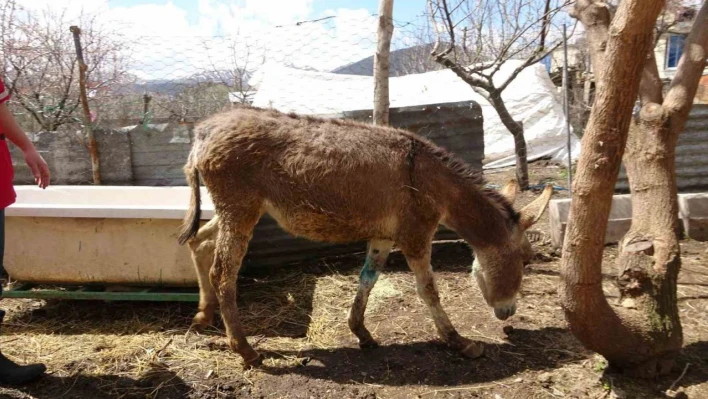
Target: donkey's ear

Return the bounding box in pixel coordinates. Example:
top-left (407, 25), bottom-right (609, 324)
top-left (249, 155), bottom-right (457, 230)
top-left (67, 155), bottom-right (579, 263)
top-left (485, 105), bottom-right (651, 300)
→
top-left (500, 178), bottom-right (520, 204)
top-left (518, 183), bottom-right (553, 230)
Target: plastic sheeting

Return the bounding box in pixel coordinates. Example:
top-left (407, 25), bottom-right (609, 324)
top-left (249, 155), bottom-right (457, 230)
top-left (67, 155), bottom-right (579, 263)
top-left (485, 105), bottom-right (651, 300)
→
top-left (249, 60), bottom-right (580, 169)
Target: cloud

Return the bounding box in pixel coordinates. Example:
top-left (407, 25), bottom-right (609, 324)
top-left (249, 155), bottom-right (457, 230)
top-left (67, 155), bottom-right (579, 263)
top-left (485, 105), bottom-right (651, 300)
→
top-left (17, 0), bottom-right (380, 80)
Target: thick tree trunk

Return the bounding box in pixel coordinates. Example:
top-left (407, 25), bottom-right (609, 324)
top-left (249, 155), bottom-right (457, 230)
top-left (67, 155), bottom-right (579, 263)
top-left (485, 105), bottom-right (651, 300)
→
top-left (618, 105), bottom-right (682, 371)
top-left (564, 0), bottom-right (708, 377)
top-left (617, 0), bottom-right (708, 376)
top-left (559, 0), bottom-right (668, 378)
top-left (489, 90), bottom-right (529, 189)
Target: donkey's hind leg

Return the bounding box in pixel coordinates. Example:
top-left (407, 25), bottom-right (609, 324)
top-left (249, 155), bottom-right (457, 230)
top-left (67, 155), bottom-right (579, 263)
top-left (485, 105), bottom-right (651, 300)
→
top-left (348, 239), bottom-right (394, 348)
top-left (210, 204), bottom-right (263, 368)
top-left (400, 244), bottom-right (485, 359)
top-left (188, 217), bottom-right (219, 330)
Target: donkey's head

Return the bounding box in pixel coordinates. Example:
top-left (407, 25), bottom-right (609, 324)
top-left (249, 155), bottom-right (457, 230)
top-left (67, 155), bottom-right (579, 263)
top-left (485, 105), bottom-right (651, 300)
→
top-left (472, 180), bottom-right (553, 321)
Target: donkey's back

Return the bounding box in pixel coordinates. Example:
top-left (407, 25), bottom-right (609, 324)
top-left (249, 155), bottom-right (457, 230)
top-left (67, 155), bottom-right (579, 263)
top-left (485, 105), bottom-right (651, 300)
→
top-left (193, 107), bottom-right (413, 177)
top-left (187, 107), bottom-right (439, 243)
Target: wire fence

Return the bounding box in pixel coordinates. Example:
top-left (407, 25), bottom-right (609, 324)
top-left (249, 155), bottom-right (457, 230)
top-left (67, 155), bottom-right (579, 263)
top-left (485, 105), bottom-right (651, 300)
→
top-left (2, 7), bottom-right (578, 186)
top-left (3, 14), bottom-right (493, 185)
top-left (7, 15), bottom-right (446, 130)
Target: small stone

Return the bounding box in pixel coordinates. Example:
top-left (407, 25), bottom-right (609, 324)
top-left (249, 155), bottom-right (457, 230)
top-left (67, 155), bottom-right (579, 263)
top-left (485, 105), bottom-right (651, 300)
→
top-left (666, 390), bottom-right (688, 399)
top-left (569, 388), bottom-right (587, 398)
top-left (503, 325), bottom-right (514, 335)
top-left (513, 377), bottom-right (523, 383)
top-left (537, 372), bottom-right (552, 383)
top-left (620, 298), bottom-right (637, 309)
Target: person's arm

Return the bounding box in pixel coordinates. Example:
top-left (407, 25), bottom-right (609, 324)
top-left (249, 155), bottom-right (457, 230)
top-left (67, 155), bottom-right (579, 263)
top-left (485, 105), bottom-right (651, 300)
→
top-left (0, 103), bottom-right (50, 189)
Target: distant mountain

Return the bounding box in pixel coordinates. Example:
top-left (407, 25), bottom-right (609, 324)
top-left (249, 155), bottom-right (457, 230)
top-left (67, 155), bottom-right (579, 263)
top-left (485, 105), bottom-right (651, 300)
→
top-left (331, 43), bottom-right (447, 77)
top-left (116, 72), bottom-right (250, 96)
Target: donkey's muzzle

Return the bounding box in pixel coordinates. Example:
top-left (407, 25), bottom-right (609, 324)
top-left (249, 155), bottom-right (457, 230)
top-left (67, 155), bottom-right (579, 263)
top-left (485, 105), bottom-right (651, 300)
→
top-left (493, 303), bottom-right (517, 320)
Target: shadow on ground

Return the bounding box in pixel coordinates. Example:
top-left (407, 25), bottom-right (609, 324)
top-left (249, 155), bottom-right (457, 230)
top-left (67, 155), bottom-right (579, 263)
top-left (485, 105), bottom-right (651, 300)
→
top-left (255, 327), bottom-right (589, 387)
top-left (0, 368), bottom-right (189, 399)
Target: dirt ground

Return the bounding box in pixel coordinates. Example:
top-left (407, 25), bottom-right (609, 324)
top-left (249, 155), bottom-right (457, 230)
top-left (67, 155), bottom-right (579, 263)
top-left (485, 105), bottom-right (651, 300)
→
top-left (1, 163), bottom-right (707, 399)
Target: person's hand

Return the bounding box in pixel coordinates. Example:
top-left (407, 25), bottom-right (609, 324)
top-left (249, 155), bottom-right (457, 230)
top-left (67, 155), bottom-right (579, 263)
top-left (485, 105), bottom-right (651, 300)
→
top-left (22, 147), bottom-right (50, 189)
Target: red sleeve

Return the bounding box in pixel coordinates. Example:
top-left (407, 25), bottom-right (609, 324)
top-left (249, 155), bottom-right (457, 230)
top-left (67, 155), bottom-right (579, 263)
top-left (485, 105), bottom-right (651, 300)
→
top-left (0, 76), bottom-right (10, 104)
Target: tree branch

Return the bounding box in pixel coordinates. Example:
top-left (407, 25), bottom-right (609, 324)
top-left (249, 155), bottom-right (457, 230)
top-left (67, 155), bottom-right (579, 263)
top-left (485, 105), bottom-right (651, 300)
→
top-left (638, 50), bottom-right (664, 105)
top-left (664, 0), bottom-right (708, 126)
top-left (571, 0), bottom-right (611, 83)
top-left (438, 0), bottom-right (457, 57)
top-left (498, 41), bottom-right (563, 93)
top-left (540, 0), bottom-right (552, 51)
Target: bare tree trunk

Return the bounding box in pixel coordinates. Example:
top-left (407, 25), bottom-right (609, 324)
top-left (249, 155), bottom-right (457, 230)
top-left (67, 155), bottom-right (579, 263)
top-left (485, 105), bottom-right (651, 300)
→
top-left (373, 0), bottom-right (394, 126)
top-left (488, 90), bottom-right (529, 188)
top-left (70, 25), bottom-right (101, 185)
top-left (617, 0), bottom-right (708, 376)
top-left (559, 0), bottom-right (669, 378)
top-left (141, 93), bottom-right (152, 125)
top-left (564, 0), bottom-right (708, 377)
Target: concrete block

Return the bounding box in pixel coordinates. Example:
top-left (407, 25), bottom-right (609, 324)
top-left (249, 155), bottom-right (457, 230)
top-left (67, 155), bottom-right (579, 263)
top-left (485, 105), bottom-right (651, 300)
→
top-left (549, 193), bottom-right (708, 248)
top-left (549, 194), bottom-right (634, 248)
top-left (679, 193), bottom-right (708, 241)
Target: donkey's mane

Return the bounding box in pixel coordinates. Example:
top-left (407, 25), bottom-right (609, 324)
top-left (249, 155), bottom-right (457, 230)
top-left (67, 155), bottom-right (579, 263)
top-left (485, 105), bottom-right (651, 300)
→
top-left (416, 138), bottom-right (520, 225)
top-left (228, 105), bottom-right (519, 224)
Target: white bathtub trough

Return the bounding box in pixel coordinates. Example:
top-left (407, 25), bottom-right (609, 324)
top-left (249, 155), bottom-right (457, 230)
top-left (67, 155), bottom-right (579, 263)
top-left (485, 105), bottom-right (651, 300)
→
top-left (5, 186), bottom-right (214, 286)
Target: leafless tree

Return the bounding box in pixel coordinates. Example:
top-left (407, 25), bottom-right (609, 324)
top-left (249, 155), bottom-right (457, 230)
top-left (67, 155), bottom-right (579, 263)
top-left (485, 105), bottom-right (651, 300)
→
top-left (151, 80), bottom-right (234, 122)
top-left (0, 1), bottom-right (129, 132)
top-left (561, 0), bottom-right (708, 377)
top-left (652, 0), bottom-right (698, 44)
top-left (556, 0), bottom-right (695, 140)
top-left (145, 35), bottom-right (266, 123)
top-left (427, 0), bottom-right (572, 189)
top-left (202, 35), bottom-right (265, 105)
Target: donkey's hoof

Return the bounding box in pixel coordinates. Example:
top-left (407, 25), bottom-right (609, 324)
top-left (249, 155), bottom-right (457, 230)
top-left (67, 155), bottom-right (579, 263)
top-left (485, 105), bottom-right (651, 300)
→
top-left (243, 353), bottom-right (263, 369)
top-left (460, 341), bottom-right (485, 358)
top-left (358, 339), bottom-right (379, 350)
top-left (192, 312), bottom-right (213, 329)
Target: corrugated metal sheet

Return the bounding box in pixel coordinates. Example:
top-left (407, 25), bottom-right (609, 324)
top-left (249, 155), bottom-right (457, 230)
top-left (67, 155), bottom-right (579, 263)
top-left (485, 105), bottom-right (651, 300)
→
top-left (341, 100), bottom-right (485, 169)
top-left (240, 101), bottom-right (484, 267)
top-left (617, 104), bottom-right (708, 192)
top-left (242, 217), bottom-right (461, 268)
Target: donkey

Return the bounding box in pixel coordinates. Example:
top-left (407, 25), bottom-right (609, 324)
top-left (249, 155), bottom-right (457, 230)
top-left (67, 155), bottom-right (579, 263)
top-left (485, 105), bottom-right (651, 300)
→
top-left (178, 106), bottom-right (552, 367)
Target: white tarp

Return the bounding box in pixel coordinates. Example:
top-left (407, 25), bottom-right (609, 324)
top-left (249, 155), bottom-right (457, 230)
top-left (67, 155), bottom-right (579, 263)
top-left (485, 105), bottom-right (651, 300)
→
top-left (249, 60), bottom-right (580, 168)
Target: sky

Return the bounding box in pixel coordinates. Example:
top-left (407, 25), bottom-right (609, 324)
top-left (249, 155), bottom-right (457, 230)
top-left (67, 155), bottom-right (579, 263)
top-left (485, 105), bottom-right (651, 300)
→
top-left (17, 0), bottom-right (433, 80)
top-left (16, 0), bottom-right (581, 81)
top-left (104, 0), bottom-right (430, 26)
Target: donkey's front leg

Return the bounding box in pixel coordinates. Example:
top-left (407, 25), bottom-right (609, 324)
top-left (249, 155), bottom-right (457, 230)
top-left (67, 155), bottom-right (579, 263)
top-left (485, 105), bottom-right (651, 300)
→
top-left (404, 249), bottom-right (484, 358)
top-left (348, 239), bottom-right (394, 348)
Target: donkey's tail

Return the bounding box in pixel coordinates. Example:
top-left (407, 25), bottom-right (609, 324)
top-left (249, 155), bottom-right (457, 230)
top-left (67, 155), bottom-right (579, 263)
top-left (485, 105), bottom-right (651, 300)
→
top-left (177, 161), bottom-right (202, 245)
